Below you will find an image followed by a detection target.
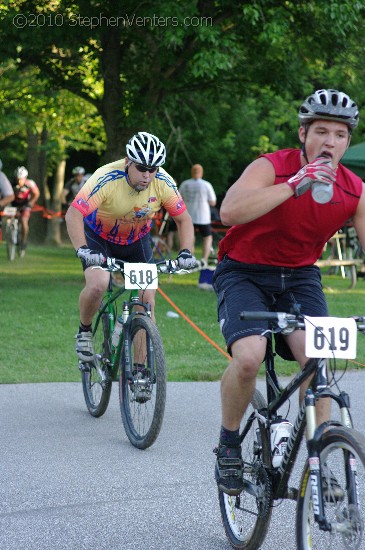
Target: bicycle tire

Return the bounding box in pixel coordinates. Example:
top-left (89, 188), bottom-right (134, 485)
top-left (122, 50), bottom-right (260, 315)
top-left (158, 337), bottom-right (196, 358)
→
top-left (119, 314), bottom-right (166, 449)
top-left (82, 309), bottom-right (112, 417)
top-left (17, 222), bottom-right (24, 257)
top-left (5, 219), bottom-right (17, 261)
top-left (296, 426), bottom-right (365, 550)
top-left (218, 389), bottom-right (273, 549)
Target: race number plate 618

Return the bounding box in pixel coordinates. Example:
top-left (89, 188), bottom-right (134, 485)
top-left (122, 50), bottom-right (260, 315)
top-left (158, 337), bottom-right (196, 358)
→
top-left (124, 263), bottom-right (158, 290)
top-left (304, 316), bottom-right (357, 359)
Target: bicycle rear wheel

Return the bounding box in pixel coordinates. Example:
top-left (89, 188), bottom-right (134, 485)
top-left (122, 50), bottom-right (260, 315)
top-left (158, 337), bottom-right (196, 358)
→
top-left (5, 219), bottom-right (17, 261)
top-left (218, 389), bottom-right (273, 549)
top-left (119, 314), bottom-right (166, 449)
top-left (82, 309), bottom-right (112, 417)
top-left (296, 426), bottom-right (365, 549)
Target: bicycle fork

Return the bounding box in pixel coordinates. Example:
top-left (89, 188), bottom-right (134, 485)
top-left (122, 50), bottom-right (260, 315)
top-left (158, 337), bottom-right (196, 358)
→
top-left (305, 386), bottom-right (359, 533)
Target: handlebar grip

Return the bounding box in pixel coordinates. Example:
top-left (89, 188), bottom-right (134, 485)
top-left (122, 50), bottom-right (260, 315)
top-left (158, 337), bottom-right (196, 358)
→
top-left (239, 311), bottom-right (281, 321)
top-left (158, 259), bottom-right (178, 273)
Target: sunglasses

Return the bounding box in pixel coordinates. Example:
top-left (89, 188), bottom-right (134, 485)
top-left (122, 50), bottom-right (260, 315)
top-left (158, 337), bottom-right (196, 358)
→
top-left (134, 163), bottom-right (158, 174)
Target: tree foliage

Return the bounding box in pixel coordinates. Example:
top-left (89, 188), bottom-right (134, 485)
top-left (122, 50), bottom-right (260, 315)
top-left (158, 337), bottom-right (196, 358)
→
top-left (0, 0), bottom-right (364, 198)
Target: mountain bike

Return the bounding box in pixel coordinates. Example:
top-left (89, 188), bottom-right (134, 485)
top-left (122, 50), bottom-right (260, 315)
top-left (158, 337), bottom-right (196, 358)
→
top-left (1, 206), bottom-right (23, 260)
top-left (79, 258), bottom-right (180, 450)
top-left (218, 307), bottom-right (365, 549)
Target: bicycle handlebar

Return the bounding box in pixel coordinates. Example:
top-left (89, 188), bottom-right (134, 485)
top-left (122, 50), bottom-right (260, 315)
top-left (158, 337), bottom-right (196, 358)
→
top-left (240, 311), bottom-right (298, 321)
top-left (240, 310), bottom-right (365, 333)
top-left (100, 257), bottom-right (181, 274)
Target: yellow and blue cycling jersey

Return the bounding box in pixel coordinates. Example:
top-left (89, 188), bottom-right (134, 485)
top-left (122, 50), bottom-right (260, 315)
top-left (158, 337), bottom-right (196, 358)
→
top-left (71, 159), bottom-right (186, 245)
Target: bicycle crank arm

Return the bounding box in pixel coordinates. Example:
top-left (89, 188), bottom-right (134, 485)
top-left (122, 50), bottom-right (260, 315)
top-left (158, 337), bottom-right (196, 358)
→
top-left (242, 479), bottom-right (265, 499)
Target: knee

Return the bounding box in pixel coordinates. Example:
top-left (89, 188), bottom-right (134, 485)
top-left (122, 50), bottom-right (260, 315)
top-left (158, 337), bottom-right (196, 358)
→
top-left (234, 358), bottom-right (261, 382)
top-left (84, 278), bottom-right (108, 298)
top-left (231, 348), bottom-right (265, 382)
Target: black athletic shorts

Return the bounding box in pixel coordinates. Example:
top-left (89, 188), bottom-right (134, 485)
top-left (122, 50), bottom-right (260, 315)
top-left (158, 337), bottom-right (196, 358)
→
top-left (83, 224), bottom-right (153, 271)
top-left (213, 256), bottom-right (328, 360)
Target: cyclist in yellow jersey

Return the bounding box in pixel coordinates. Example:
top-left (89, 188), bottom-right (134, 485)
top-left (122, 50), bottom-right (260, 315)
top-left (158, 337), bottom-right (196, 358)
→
top-left (65, 132), bottom-right (196, 362)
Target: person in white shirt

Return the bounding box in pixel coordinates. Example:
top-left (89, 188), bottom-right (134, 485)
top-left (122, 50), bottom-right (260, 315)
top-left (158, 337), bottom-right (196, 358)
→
top-left (179, 164), bottom-right (217, 265)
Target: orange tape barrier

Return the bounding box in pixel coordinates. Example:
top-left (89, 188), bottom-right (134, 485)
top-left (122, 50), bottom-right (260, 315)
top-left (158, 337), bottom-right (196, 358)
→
top-left (0, 204), bottom-right (65, 219)
top-left (157, 286), bottom-right (231, 360)
top-left (30, 204), bottom-right (65, 219)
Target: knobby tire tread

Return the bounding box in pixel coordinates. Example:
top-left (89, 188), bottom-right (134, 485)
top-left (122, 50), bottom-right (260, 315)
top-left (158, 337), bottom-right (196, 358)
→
top-left (119, 315), bottom-right (166, 449)
top-left (82, 309), bottom-right (112, 417)
top-left (219, 389), bottom-right (273, 549)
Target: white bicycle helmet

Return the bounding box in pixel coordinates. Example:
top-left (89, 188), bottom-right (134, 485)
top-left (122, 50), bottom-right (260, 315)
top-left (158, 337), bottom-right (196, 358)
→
top-left (299, 89), bottom-right (359, 129)
top-left (15, 166), bottom-right (28, 178)
top-left (126, 132), bottom-right (166, 167)
top-left (72, 166), bottom-right (85, 175)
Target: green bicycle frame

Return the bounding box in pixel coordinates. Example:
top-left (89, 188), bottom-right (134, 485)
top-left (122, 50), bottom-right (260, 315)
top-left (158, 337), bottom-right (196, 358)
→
top-left (93, 283), bottom-right (150, 378)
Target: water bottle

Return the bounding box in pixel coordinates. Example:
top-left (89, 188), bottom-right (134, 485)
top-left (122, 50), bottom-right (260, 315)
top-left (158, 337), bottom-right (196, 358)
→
top-left (270, 419), bottom-right (293, 468)
top-left (312, 181), bottom-right (333, 204)
top-left (112, 315), bottom-right (124, 347)
top-left (312, 157), bottom-right (334, 204)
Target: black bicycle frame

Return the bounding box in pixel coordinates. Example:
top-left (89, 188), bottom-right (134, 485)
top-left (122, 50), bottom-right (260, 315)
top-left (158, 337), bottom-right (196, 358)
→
top-left (247, 334), bottom-right (356, 531)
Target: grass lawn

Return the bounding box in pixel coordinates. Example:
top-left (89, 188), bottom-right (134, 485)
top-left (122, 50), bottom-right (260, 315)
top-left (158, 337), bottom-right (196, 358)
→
top-left (0, 243), bottom-right (364, 384)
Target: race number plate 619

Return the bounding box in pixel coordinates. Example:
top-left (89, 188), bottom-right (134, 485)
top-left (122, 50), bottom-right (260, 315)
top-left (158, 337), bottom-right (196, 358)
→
top-left (304, 316), bottom-right (357, 359)
top-left (124, 263), bottom-right (158, 290)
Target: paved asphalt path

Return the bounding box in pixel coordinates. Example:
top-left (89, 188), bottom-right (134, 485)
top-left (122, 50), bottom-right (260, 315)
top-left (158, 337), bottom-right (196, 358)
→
top-left (1, 373), bottom-right (365, 550)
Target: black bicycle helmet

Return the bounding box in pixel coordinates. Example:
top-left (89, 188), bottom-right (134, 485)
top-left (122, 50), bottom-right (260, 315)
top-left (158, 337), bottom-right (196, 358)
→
top-left (126, 132), bottom-right (166, 167)
top-left (299, 89), bottom-right (359, 130)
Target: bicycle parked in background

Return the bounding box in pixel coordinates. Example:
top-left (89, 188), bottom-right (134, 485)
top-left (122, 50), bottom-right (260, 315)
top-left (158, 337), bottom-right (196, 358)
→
top-left (0, 206), bottom-right (23, 260)
top-left (218, 307), bottom-right (365, 549)
top-left (79, 257), bottom-right (180, 449)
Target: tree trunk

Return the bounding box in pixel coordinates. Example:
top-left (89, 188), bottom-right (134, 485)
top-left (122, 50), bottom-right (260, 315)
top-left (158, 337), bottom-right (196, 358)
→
top-left (45, 159), bottom-right (66, 246)
top-left (100, 29), bottom-right (134, 163)
top-left (26, 129), bottom-right (40, 186)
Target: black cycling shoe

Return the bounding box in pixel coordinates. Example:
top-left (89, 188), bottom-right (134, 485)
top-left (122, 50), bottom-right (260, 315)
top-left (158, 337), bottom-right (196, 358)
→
top-left (214, 444), bottom-right (244, 496)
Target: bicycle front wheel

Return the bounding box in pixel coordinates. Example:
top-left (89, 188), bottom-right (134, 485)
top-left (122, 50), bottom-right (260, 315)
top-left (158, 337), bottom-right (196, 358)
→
top-left (296, 426), bottom-right (365, 550)
top-left (82, 309), bottom-right (112, 417)
top-left (119, 315), bottom-right (166, 449)
top-left (5, 220), bottom-right (17, 261)
top-left (218, 389), bottom-right (273, 549)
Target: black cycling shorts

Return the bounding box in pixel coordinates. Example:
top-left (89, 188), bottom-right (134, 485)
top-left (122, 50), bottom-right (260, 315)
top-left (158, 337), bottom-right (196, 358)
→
top-left (213, 256), bottom-right (328, 360)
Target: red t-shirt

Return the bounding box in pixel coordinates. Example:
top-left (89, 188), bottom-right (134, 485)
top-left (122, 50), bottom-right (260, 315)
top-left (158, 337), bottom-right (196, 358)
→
top-left (218, 149), bottom-right (363, 267)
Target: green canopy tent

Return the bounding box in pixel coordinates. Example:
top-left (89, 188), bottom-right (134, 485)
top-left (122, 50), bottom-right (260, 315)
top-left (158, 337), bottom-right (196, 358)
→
top-left (341, 142), bottom-right (365, 180)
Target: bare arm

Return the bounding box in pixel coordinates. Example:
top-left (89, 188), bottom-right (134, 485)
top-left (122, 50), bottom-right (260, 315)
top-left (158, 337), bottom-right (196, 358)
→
top-left (65, 205), bottom-right (87, 250)
top-left (220, 157), bottom-right (295, 226)
top-left (0, 193), bottom-right (15, 208)
top-left (172, 209), bottom-right (195, 251)
top-left (29, 186), bottom-right (40, 207)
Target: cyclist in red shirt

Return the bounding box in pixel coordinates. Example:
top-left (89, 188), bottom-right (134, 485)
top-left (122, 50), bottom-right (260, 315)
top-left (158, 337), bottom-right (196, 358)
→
top-left (12, 166), bottom-right (40, 255)
top-left (213, 89), bottom-right (365, 496)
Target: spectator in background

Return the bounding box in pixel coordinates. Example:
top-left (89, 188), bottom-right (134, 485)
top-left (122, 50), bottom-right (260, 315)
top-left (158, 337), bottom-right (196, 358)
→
top-left (12, 166), bottom-right (40, 256)
top-left (179, 164), bottom-right (217, 266)
top-left (0, 159), bottom-right (15, 209)
top-left (62, 166), bottom-right (87, 208)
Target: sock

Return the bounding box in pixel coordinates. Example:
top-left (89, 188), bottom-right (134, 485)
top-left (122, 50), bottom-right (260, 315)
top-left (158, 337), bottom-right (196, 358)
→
top-left (220, 426), bottom-right (240, 447)
top-left (78, 322), bottom-right (92, 334)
